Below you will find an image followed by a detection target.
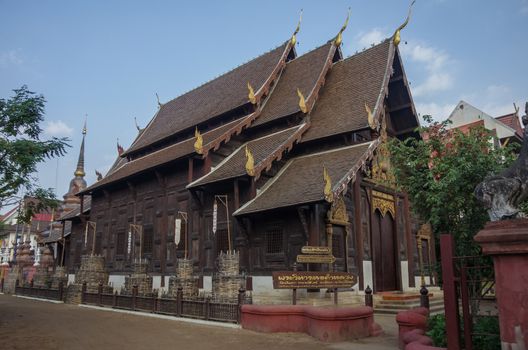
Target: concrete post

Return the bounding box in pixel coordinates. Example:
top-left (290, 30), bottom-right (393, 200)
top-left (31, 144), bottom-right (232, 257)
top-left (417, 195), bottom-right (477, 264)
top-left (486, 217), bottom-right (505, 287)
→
top-left (474, 219), bottom-right (528, 349)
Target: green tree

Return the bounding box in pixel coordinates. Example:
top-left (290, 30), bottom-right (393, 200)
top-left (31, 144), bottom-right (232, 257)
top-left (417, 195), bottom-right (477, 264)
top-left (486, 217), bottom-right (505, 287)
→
top-left (389, 116), bottom-right (516, 257)
top-left (0, 86), bottom-right (70, 222)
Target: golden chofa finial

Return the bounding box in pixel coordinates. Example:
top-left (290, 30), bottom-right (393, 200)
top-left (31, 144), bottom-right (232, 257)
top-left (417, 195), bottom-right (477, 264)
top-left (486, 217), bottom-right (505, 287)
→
top-left (290, 9), bottom-right (303, 46)
top-left (297, 88), bottom-right (308, 113)
top-left (194, 127), bottom-right (203, 154)
top-left (247, 82), bottom-right (256, 104)
top-left (393, 0), bottom-right (416, 46)
top-left (365, 102), bottom-right (377, 130)
top-left (245, 146), bottom-right (255, 176)
top-left (333, 7), bottom-right (351, 47)
top-left (323, 166), bottom-right (334, 203)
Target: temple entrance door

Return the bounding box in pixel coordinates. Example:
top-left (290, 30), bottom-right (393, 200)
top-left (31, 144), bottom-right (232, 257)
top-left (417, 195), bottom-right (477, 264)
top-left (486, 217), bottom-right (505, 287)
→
top-left (372, 209), bottom-right (397, 292)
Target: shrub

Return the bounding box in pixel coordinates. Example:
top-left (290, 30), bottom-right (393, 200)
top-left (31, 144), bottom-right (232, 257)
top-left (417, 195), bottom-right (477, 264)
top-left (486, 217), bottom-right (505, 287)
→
top-left (427, 314), bottom-right (447, 347)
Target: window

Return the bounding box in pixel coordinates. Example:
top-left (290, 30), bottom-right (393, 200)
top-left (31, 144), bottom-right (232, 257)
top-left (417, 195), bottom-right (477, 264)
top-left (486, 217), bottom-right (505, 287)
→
top-left (266, 227), bottom-right (283, 254)
top-left (143, 227), bottom-right (153, 255)
top-left (116, 231), bottom-right (125, 255)
top-left (216, 229), bottom-right (229, 255)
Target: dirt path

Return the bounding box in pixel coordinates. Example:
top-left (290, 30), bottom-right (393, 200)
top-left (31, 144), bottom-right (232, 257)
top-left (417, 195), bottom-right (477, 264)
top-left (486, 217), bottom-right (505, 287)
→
top-left (0, 294), bottom-right (398, 350)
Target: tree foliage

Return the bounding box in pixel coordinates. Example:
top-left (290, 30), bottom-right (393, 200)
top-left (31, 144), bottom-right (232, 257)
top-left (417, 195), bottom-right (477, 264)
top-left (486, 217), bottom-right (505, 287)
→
top-left (389, 116), bottom-right (517, 256)
top-left (0, 86), bottom-right (70, 221)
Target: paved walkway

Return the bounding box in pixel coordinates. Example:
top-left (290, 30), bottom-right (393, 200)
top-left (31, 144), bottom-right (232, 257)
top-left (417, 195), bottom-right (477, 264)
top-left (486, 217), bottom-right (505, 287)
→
top-left (0, 294), bottom-right (398, 350)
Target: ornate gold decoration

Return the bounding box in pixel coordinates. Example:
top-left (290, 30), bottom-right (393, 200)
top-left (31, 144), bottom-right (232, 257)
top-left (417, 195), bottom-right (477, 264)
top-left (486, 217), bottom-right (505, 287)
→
top-left (247, 82), bottom-right (256, 104)
top-left (297, 88), bottom-right (307, 113)
top-left (330, 197), bottom-right (349, 223)
top-left (323, 166), bottom-right (334, 203)
top-left (290, 9), bottom-right (302, 46)
top-left (194, 127), bottom-right (203, 154)
top-left (371, 190), bottom-right (395, 218)
top-left (245, 146), bottom-right (255, 176)
top-left (365, 102), bottom-right (376, 130)
top-left (333, 7), bottom-right (351, 47)
top-left (368, 116), bottom-right (396, 187)
top-left (393, 0), bottom-right (416, 46)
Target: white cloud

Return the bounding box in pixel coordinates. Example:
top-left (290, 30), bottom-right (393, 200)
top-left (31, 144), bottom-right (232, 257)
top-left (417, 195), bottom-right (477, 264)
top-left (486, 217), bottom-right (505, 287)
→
top-left (400, 43), bottom-right (453, 97)
top-left (43, 120), bottom-right (74, 137)
top-left (357, 29), bottom-right (386, 49)
top-left (0, 49), bottom-right (23, 67)
top-left (415, 102), bottom-right (456, 122)
top-left (462, 85), bottom-right (520, 117)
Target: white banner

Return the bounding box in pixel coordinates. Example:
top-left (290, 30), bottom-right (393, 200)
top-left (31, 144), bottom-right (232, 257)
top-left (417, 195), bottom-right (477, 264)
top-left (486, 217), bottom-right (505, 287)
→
top-left (212, 200), bottom-right (218, 234)
top-left (127, 231), bottom-right (132, 255)
top-left (175, 218), bottom-right (182, 245)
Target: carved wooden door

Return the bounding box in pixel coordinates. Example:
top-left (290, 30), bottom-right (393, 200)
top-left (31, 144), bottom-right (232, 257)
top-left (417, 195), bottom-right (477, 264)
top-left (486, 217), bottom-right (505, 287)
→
top-left (372, 210), bottom-right (397, 291)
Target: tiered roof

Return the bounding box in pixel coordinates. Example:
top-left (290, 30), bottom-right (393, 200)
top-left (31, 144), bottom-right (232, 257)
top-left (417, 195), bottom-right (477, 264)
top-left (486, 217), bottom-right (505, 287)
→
top-left (125, 42), bottom-right (292, 155)
top-left (234, 142), bottom-right (374, 216)
top-left (302, 40), bottom-right (393, 142)
top-left (80, 19), bottom-right (418, 214)
top-left (189, 124), bottom-right (306, 187)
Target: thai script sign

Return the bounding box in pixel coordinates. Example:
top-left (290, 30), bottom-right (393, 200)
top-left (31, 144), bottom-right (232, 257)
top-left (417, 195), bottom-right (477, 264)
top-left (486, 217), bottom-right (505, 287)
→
top-left (296, 254), bottom-right (336, 264)
top-left (272, 271), bottom-right (356, 289)
top-left (301, 246), bottom-right (331, 255)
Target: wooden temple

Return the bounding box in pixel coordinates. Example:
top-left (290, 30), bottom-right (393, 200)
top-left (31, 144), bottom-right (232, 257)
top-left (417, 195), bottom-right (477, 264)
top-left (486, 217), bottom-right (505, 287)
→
top-left (68, 10), bottom-right (424, 295)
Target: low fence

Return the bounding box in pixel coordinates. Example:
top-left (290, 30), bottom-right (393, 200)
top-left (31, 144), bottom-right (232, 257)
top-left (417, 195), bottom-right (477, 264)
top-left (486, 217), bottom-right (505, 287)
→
top-left (81, 283), bottom-right (247, 324)
top-left (14, 280), bottom-right (64, 302)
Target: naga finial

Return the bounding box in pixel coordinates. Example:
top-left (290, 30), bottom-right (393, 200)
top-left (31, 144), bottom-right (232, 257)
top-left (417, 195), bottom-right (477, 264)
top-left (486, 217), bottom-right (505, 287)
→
top-left (323, 166), bottom-right (334, 203)
top-left (194, 127), bottom-right (203, 155)
top-left (247, 82), bottom-right (256, 104)
top-left (393, 0), bottom-right (416, 46)
top-left (134, 117), bottom-right (141, 132)
top-left (245, 146), bottom-right (255, 176)
top-left (365, 102), bottom-right (376, 130)
top-left (297, 88), bottom-right (308, 113)
top-left (290, 9), bottom-right (303, 46)
top-left (333, 7), bottom-right (351, 47)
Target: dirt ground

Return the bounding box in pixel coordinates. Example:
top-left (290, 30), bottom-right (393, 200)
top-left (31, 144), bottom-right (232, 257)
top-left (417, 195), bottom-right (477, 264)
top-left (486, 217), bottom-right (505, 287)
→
top-left (0, 294), bottom-right (398, 350)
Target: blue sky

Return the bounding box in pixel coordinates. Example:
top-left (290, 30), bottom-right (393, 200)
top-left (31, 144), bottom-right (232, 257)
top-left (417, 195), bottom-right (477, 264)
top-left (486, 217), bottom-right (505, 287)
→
top-left (1, 0), bottom-right (527, 201)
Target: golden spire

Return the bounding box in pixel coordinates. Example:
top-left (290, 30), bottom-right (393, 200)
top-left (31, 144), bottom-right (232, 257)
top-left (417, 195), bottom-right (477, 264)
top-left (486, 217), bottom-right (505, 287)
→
top-left (82, 116), bottom-right (87, 135)
top-left (365, 102), bottom-right (377, 130)
top-left (74, 118), bottom-right (87, 177)
top-left (247, 82), bottom-right (256, 104)
top-left (393, 0), bottom-right (416, 46)
top-left (290, 9), bottom-right (303, 46)
top-left (323, 166), bottom-right (334, 203)
top-left (333, 7), bottom-right (351, 47)
top-left (194, 127), bottom-right (203, 154)
top-left (297, 88), bottom-right (307, 113)
top-left (245, 146), bottom-right (255, 176)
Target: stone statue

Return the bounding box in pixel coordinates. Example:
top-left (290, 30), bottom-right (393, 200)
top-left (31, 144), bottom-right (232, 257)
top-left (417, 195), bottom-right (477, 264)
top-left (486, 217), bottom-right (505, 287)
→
top-left (475, 102), bottom-right (528, 221)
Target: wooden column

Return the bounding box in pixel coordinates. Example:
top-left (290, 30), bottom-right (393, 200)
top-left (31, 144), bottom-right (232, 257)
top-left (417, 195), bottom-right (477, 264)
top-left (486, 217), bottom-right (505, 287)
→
top-left (188, 158), bottom-right (194, 183)
top-left (403, 194), bottom-right (415, 288)
top-left (353, 176), bottom-right (364, 290)
top-left (160, 179), bottom-right (168, 288)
